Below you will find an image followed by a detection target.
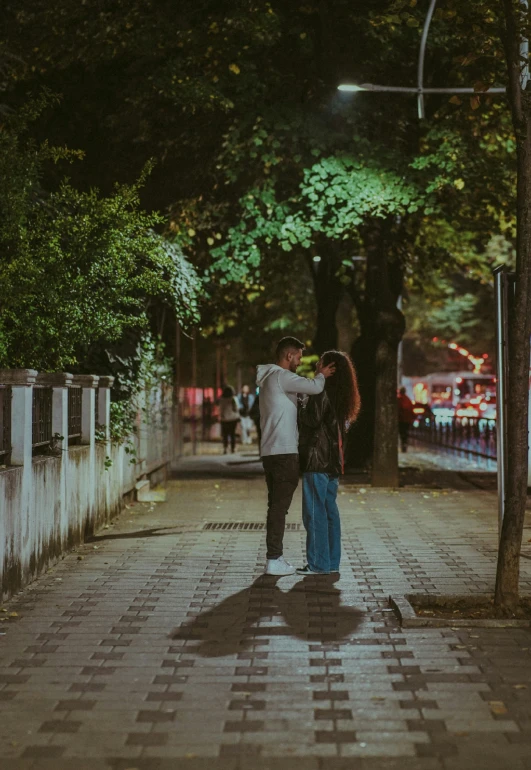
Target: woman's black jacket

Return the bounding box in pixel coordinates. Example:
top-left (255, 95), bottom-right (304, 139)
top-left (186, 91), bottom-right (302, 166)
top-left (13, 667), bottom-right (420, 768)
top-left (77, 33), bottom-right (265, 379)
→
top-left (298, 390), bottom-right (344, 475)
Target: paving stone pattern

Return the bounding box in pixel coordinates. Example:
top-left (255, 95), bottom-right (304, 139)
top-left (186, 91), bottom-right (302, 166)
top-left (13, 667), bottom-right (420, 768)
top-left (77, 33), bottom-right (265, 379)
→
top-left (2, 476), bottom-right (531, 769)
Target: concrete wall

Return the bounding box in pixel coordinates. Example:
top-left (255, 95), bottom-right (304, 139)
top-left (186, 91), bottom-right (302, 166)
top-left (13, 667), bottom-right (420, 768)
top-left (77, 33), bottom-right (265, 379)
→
top-left (0, 372), bottom-right (172, 601)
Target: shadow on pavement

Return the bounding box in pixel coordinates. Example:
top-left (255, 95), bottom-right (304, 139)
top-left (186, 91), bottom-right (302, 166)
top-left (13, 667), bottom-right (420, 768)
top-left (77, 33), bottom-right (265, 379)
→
top-left (86, 526), bottom-right (187, 542)
top-left (170, 574), bottom-right (364, 657)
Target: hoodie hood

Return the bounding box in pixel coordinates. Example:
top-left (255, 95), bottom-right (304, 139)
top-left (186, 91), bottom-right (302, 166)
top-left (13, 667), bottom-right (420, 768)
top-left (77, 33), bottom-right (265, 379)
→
top-left (256, 363), bottom-right (282, 386)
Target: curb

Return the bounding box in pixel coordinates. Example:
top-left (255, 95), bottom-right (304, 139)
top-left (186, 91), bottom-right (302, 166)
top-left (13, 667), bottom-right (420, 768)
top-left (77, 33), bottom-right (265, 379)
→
top-left (388, 593), bottom-right (531, 628)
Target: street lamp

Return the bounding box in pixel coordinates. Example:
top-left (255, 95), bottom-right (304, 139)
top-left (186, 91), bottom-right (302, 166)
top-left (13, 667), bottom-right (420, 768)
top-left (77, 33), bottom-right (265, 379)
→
top-left (338, 0), bottom-right (509, 119)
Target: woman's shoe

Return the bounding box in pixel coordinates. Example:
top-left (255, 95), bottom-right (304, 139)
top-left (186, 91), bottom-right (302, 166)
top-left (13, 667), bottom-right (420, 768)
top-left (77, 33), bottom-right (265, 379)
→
top-left (296, 565), bottom-right (328, 575)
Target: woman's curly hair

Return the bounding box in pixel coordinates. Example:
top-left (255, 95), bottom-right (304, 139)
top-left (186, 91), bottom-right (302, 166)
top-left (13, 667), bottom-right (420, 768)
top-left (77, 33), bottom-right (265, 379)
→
top-left (321, 350), bottom-right (361, 431)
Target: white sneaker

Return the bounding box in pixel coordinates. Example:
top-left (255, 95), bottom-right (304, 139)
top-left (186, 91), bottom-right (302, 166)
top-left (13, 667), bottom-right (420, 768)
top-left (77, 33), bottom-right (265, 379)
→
top-left (265, 556), bottom-right (296, 576)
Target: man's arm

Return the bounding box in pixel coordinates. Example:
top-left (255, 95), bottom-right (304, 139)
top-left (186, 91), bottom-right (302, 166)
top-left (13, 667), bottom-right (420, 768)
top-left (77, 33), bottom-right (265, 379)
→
top-left (280, 370), bottom-right (326, 395)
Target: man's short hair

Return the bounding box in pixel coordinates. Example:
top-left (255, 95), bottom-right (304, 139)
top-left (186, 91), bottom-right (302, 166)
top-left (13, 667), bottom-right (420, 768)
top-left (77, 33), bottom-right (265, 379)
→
top-left (276, 336), bottom-right (305, 361)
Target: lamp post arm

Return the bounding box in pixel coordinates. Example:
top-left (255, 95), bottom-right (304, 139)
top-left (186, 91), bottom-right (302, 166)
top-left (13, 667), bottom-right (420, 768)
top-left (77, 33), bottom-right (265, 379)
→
top-left (417, 0), bottom-right (438, 119)
top-left (338, 83), bottom-right (506, 94)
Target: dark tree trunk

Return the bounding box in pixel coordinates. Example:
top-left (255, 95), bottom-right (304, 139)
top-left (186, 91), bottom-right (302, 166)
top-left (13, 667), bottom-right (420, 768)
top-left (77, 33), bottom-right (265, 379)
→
top-left (495, 1), bottom-right (531, 612)
top-left (367, 228), bottom-right (404, 487)
top-left (346, 224), bottom-right (404, 483)
top-left (306, 246), bottom-right (344, 354)
top-left (348, 325), bottom-right (377, 469)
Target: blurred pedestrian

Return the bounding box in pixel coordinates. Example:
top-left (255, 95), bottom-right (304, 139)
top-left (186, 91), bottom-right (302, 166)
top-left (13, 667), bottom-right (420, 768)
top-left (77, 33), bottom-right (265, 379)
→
top-left (397, 386), bottom-right (415, 452)
top-left (202, 396), bottom-right (213, 440)
top-left (237, 384), bottom-right (255, 445)
top-left (256, 336), bottom-right (336, 577)
top-left (297, 351), bottom-right (361, 575)
top-left (219, 385), bottom-right (240, 454)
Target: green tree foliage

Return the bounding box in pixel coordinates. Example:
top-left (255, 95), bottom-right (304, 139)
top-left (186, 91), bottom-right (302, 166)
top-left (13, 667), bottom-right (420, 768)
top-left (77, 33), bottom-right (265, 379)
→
top-left (0, 0), bottom-right (282, 205)
top-left (0, 107), bottom-right (200, 371)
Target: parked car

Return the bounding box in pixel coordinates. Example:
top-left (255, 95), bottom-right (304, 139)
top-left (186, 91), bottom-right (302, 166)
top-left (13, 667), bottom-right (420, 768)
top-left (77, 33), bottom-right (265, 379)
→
top-left (478, 394), bottom-right (496, 420)
top-left (455, 394), bottom-right (496, 421)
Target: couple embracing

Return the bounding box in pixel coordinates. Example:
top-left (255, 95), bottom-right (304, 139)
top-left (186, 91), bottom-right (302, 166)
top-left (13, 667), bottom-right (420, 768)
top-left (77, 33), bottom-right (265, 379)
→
top-left (256, 336), bottom-right (361, 577)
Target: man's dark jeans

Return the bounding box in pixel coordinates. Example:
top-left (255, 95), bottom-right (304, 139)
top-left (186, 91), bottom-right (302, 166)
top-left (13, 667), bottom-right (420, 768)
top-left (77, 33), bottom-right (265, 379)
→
top-left (262, 453), bottom-right (300, 560)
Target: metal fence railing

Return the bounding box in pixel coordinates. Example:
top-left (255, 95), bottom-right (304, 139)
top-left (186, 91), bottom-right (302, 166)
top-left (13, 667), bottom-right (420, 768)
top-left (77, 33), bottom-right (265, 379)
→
top-left (32, 386), bottom-right (53, 451)
top-left (0, 386), bottom-right (12, 465)
top-left (411, 416), bottom-right (497, 461)
top-left (68, 387), bottom-right (82, 444)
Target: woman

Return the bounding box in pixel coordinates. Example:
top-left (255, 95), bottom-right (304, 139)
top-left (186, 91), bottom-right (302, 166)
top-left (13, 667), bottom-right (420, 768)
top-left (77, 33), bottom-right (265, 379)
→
top-left (297, 350), bottom-right (361, 575)
top-left (219, 385), bottom-right (241, 454)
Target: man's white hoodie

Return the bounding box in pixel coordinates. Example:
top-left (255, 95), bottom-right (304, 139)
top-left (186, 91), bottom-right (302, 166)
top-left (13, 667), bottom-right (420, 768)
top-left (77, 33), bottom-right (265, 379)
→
top-left (256, 364), bottom-right (325, 457)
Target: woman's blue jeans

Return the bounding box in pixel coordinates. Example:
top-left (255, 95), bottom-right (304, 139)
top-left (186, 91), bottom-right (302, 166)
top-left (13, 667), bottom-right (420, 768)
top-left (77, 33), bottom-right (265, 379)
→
top-left (302, 472), bottom-right (341, 573)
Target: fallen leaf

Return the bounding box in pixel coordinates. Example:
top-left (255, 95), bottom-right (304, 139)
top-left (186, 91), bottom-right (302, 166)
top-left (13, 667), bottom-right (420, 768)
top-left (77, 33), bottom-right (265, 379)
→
top-left (9, 612), bottom-right (18, 618)
top-left (488, 700), bottom-right (508, 715)
top-left (513, 684), bottom-right (527, 690)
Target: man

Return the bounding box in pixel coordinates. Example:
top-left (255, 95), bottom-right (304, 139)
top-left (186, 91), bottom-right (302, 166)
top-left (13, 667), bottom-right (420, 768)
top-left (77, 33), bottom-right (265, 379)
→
top-left (256, 336), bottom-right (336, 576)
top-left (236, 384), bottom-right (255, 445)
top-left (397, 386), bottom-right (415, 453)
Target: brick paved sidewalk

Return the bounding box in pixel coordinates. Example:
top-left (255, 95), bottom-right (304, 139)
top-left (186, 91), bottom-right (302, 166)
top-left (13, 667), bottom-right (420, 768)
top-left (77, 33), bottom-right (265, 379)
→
top-left (2, 474), bottom-right (531, 770)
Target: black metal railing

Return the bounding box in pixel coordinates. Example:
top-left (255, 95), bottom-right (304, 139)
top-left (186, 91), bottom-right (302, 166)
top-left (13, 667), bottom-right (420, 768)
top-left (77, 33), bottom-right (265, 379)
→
top-left (0, 385), bottom-right (12, 464)
top-left (412, 417), bottom-right (497, 461)
top-left (68, 387), bottom-right (82, 444)
top-left (32, 386), bottom-right (53, 450)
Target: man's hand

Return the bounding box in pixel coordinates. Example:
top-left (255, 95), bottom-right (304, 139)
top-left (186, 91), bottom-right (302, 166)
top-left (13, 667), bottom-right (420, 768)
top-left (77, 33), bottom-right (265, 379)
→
top-left (317, 360), bottom-right (336, 379)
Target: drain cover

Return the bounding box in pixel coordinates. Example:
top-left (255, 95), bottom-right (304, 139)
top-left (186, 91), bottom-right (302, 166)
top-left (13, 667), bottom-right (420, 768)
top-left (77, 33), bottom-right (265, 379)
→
top-left (202, 522), bottom-right (302, 531)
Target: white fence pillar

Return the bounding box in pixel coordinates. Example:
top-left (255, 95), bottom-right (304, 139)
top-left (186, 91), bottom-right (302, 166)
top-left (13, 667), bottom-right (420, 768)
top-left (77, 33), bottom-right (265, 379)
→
top-left (36, 372), bottom-right (72, 542)
top-left (0, 369), bottom-right (37, 466)
top-left (137, 388), bottom-right (148, 475)
top-left (97, 376), bottom-right (114, 440)
top-left (72, 375), bottom-right (99, 522)
top-left (35, 372), bottom-right (72, 453)
top-left (72, 375), bottom-right (99, 446)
